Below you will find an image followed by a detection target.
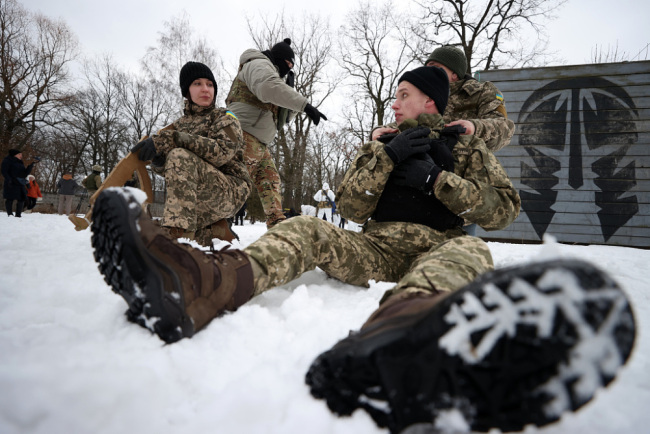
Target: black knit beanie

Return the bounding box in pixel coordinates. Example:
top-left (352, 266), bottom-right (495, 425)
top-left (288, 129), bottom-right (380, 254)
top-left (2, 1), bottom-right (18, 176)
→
top-left (179, 61), bottom-right (218, 99)
top-left (270, 38), bottom-right (295, 78)
top-left (8, 149), bottom-right (21, 157)
top-left (399, 66), bottom-right (450, 115)
top-left (426, 45), bottom-right (468, 78)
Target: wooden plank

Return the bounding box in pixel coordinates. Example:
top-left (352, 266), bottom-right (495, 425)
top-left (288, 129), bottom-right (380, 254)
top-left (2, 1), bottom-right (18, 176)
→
top-left (474, 61), bottom-right (650, 83)
top-left (477, 229), bottom-right (650, 247)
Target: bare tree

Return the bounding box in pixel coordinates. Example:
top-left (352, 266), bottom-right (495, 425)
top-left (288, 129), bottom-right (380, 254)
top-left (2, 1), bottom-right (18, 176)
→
top-left (0, 0), bottom-right (78, 157)
top-left (140, 11), bottom-right (226, 115)
top-left (408, 0), bottom-right (566, 74)
top-left (592, 42), bottom-right (650, 64)
top-left (245, 12), bottom-right (336, 209)
top-left (337, 0), bottom-right (415, 142)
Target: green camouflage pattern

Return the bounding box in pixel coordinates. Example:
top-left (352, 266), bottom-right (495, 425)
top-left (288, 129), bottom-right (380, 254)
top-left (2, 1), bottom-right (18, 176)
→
top-left (151, 102), bottom-right (251, 232)
top-left (446, 78), bottom-right (515, 151)
top-left (244, 216), bottom-right (493, 297)
top-left (376, 78), bottom-right (514, 151)
top-left (337, 114), bottom-right (520, 231)
top-left (242, 131), bottom-right (286, 227)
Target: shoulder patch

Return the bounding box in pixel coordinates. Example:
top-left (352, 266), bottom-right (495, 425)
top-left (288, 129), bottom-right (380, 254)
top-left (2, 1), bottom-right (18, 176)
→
top-left (495, 93), bottom-right (504, 101)
top-left (226, 110), bottom-right (238, 120)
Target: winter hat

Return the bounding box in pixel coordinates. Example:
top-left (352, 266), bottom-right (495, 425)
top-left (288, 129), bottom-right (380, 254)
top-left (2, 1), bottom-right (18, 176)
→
top-left (322, 182), bottom-right (329, 191)
top-left (27, 175), bottom-right (35, 181)
top-left (92, 164), bottom-right (102, 172)
top-left (399, 66), bottom-right (450, 115)
top-left (270, 38), bottom-right (295, 78)
top-left (426, 45), bottom-right (468, 78)
top-left (179, 61), bottom-right (218, 99)
top-left (8, 149), bottom-right (21, 157)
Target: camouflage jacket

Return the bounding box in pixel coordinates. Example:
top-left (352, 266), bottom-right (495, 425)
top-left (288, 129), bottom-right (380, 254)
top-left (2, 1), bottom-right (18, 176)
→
top-left (226, 49), bottom-right (308, 144)
top-left (373, 77), bottom-right (514, 151)
top-left (337, 113), bottom-right (520, 231)
top-left (152, 101), bottom-right (252, 192)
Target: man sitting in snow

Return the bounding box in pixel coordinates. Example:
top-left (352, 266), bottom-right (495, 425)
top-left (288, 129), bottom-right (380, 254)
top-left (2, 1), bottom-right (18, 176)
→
top-left (90, 66), bottom-right (635, 433)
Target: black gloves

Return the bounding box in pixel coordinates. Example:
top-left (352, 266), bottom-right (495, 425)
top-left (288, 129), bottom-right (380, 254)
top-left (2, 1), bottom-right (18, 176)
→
top-left (392, 153), bottom-right (441, 193)
top-left (131, 137), bottom-right (157, 162)
top-left (377, 132), bottom-right (398, 144)
top-left (384, 126), bottom-right (431, 164)
top-left (429, 138), bottom-right (455, 172)
top-left (304, 103), bottom-right (327, 126)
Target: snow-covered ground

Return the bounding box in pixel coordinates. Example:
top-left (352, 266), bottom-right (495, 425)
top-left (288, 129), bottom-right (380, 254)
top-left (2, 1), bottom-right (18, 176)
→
top-left (1, 212), bottom-right (649, 434)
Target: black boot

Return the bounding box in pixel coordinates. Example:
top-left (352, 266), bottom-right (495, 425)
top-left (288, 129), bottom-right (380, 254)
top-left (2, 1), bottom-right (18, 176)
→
top-left (306, 260), bottom-right (636, 433)
top-left (15, 201), bottom-right (24, 217)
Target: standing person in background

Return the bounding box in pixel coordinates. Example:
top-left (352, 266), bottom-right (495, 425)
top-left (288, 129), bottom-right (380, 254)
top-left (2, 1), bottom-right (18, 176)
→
top-left (313, 182), bottom-right (336, 223)
top-left (372, 45), bottom-right (515, 235)
top-left (226, 38), bottom-right (327, 228)
top-left (56, 170), bottom-right (80, 215)
top-left (234, 203), bottom-right (247, 226)
top-left (25, 175), bottom-right (43, 213)
top-left (2, 149), bottom-right (36, 218)
top-left (82, 164), bottom-right (103, 196)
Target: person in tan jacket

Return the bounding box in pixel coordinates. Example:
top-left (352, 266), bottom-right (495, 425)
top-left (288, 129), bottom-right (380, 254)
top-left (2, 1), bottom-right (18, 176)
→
top-left (226, 38), bottom-right (327, 228)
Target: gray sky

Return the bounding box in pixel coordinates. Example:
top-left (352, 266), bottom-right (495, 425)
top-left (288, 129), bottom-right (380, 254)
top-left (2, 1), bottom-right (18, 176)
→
top-left (20, 0), bottom-right (650, 73)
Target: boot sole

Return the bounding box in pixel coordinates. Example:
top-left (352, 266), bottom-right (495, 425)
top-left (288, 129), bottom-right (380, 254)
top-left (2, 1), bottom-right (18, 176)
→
top-left (305, 259), bottom-right (636, 433)
top-left (91, 188), bottom-right (193, 343)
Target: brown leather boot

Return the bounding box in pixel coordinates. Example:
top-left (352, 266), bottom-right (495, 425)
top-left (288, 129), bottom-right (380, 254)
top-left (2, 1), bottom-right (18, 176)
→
top-left (91, 188), bottom-right (255, 343)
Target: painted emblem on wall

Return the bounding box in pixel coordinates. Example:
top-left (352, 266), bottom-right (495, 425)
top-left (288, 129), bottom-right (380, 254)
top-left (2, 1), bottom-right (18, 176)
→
top-left (517, 77), bottom-right (639, 242)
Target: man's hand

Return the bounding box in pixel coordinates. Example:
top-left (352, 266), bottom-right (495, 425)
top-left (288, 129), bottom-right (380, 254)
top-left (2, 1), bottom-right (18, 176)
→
top-left (384, 126), bottom-right (431, 164)
top-left (445, 119), bottom-right (474, 135)
top-left (131, 137), bottom-right (157, 161)
top-left (372, 127), bottom-right (399, 141)
top-left (392, 153), bottom-right (441, 193)
top-left (304, 103), bottom-right (327, 126)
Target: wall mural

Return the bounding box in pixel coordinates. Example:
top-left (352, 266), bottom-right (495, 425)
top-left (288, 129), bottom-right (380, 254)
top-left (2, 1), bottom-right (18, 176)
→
top-left (517, 78), bottom-right (639, 242)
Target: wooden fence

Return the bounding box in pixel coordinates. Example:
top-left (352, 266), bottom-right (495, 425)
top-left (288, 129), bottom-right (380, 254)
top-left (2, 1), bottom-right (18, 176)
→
top-left (474, 61), bottom-right (650, 248)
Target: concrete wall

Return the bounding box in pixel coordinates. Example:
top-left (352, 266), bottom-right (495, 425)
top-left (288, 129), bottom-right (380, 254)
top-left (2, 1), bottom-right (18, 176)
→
top-left (475, 61), bottom-right (650, 248)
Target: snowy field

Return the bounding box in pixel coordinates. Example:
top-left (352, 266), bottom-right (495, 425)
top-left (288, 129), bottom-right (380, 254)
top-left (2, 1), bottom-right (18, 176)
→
top-left (1, 212), bottom-right (649, 434)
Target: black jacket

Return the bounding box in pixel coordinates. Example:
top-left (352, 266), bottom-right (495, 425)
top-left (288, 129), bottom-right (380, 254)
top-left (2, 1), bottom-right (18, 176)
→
top-left (2, 155), bottom-right (34, 201)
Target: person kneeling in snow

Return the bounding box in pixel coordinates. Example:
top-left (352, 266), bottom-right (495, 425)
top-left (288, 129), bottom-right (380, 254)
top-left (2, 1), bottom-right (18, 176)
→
top-left (91, 66), bottom-right (636, 434)
top-left (130, 61), bottom-right (252, 246)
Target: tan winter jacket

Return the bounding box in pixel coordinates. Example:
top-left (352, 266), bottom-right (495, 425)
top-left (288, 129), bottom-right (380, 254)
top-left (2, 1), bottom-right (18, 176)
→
top-left (227, 49), bottom-right (308, 144)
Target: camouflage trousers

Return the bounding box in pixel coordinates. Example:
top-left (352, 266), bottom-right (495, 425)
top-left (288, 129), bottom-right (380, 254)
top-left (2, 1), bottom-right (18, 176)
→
top-left (244, 215), bottom-right (493, 298)
top-left (243, 132), bottom-right (286, 228)
top-left (162, 148), bottom-right (248, 232)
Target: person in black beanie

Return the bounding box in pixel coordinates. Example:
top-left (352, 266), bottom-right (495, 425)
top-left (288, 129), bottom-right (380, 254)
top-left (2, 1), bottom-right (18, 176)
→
top-left (129, 61), bottom-right (252, 245)
top-left (226, 38), bottom-right (327, 228)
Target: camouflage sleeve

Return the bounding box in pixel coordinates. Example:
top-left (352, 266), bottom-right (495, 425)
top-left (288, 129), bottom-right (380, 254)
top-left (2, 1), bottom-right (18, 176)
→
top-left (470, 81), bottom-right (515, 152)
top-left (336, 140), bottom-right (395, 224)
top-left (433, 136), bottom-right (520, 231)
top-left (153, 112), bottom-right (243, 168)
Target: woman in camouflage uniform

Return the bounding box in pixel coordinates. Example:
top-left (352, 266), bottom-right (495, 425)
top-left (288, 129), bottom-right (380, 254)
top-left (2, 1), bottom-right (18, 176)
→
top-left (131, 62), bottom-right (252, 245)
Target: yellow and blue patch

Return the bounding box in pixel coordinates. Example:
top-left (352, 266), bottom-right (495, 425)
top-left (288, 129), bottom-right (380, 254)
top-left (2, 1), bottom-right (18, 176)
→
top-left (496, 93), bottom-right (504, 102)
top-left (226, 110), bottom-right (238, 120)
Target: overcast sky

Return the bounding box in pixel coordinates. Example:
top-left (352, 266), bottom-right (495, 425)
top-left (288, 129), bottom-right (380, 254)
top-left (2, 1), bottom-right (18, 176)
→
top-left (20, 0), bottom-right (649, 74)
